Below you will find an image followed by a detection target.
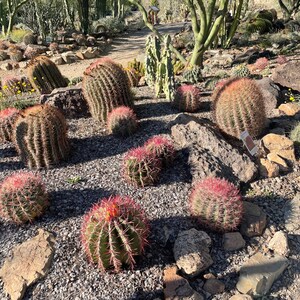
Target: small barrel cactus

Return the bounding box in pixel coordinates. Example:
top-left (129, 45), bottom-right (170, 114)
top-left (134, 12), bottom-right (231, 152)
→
top-left (144, 135), bottom-right (175, 166)
top-left (2, 75), bottom-right (22, 95)
top-left (254, 57), bottom-right (269, 71)
top-left (122, 147), bottom-right (161, 187)
top-left (277, 55), bottom-right (287, 65)
top-left (213, 77), bottom-right (266, 139)
top-left (182, 66), bottom-right (202, 84)
top-left (23, 33), bottom-right (37, 45)
top-left (290, 122), bottom-right (300, 144)
top-left (81, 195), bottom-right (149, 272)
top-left (27, 56), bottom-right (68, 94)
top-left (0, 50), bottom-right (8, 61)
top-left (107, 106), bottom-right (138, 137)
top-left (232, 64), bottom-right (250, 78)
top-left (0, 108), bottom-right (20, 142)
top-left (0, 172), bottom-right (49, 224)
top-left (125, 68), bottom-right (140, 87)
top-left (13, 104), bottom-right (70, 169)
top-left (82, 57), bottom-right (133, 123)
top-left (9, 49), bottom-right (23, 62)
top-left (173, 85), bottom-right (202, 112)
top-left (189, 177), bottom-right (243, 232)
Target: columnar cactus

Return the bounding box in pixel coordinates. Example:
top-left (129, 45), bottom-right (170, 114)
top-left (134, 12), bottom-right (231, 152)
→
top-left (13, 104), bottom-right (70, 169)
top-left (173, 85), bottom-right (202, 112)
top-left (213, 77), bottom-right (266, 139)
top-left (81, 195), bottom-right (149, 272)
top-left (107, 106), bottom-right (138, 137)
top-left (122, 147), bottom-right (161, 187)
top-left (144, 135), bottom-right (175, 166)
top-left (27, 56), bottom-right (68, 94)
top-left (189, 177), bottom-right (243, 232)
top-left (82, 57), bottom-right (133, 123)
top-left (232, 64), bottom-right (251, 78)
top-left (0, 172), bottom-right (49, 224)
top-left (0, 108), bottom-right (19, 142)
top-left (125, 68), bottom-right (140, 87)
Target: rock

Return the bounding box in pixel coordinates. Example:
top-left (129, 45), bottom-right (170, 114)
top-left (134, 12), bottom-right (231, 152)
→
top-left (229, 295), bottom-right (253, 300)
top-left (223, 232), bottom-right (246, 251)
top-left (51, 55), bottom-right (65, 65)
top-left (171, 121), bottom-right (257, 183)
top-left (266, 153), bottom-right (289, 172)
top-left (272, 61), bottom-right (300, 92)
top-left (163, 266), bottom-right (204, 300)
top-left (240, 201), bottom-right (267, 237)
top-left (268, 231), bottom-right (290, 256)
top-left (173, 228), bottom-right (213, 277)
top-left (1, 62), bottom-right (13, 70)
top-left (203, 279), bottom-right (225, 295)
top-left (278, 103), bottom-right (300, 116)
top-left (259, 158), bottom-right (280, 178)
top-left (0, 229), bottom-right (55, 300)
top-left (168, 113), bottom-right (201, 129)
top-left (76, 48), bottom-right (99, 60)
top-left (61, 51), bottom-right (78, 64)
top-left (40, 87), bottom-right (90, 118)
top-left (236, 252), bottom-right (289, 297)
top-left (204, 53), bottom-right (234, 66)
top-left (284, 193), bottom-right (300, 234)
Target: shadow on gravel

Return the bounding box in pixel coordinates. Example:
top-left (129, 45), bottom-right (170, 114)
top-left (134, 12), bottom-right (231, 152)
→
top-left (0, 145), bottom-right (17, 158)
top-left (135, 100), bottom-right (177, 119)
top-left (0, 160), bottom-right (22, 172)
top-left (126, 289), bottom-right (163, 300)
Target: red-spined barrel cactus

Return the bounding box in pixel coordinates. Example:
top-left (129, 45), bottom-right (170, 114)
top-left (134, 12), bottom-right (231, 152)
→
top-left (123, 147), bottom-right (161, 187)
top-left (254, 57), bottom-right (269, 71)
top-left (82, 57), bottom-right (133, 123)
top-left (144, 135), bottom-right (175, 166)
top-left (81, 195), bottom-right (149, 272)
top-left (189, 177), bottom-right (243, 232)
top-left (173, 85), bottom-right (202, 112)
top-left (0, 172), bottom-right (49, 224)
top-left (277, 55), bottom-right (287, 65)
top-left (125, 68), bottom-right (140, 87)
top-left (0, 108), bottom-right (20, 142)
top-left (13, 104), bottom-right (70, 169)
top-left (213, 77), bottom-right (266, 139)
top-left (107, 106), bottom-right (138, 137)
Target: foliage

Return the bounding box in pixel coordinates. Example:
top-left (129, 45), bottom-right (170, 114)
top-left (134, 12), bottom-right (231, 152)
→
top-left (127, 59), bottom-right (145, 77)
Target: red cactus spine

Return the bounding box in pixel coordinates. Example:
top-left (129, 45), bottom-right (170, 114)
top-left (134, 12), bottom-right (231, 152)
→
top-left (0, 108), bottom-right (20, 142)
top-left (173, 85), bottom-right (202, 112)
top-left (189, 177), bottom-right (243, 232)
top-left (254, 57), bottom-right (269, 71)
top-left (144, 135), bottom-right (175, 166)
top-left (123, 147), bottom-right (161, 187)
top-left (0, 172), bottom-right (49, 224)
top-left (81, 195), bottom-right (149, 272)
top-left (107, 106), bottom-right (138, 137)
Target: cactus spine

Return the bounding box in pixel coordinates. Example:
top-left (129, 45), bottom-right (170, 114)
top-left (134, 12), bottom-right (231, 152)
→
top-left (81, 195), bottom-right (149, 272)
top-left (0, 108), bottom-right (19, 142)
top-left (27, 56), bottom-right (68, 94)
top-left (125, 68), bottom-right (140, 87)
top-left (173, 85), bottom-right (202, 112)
top-left (13, 104), bottom-right (70, 169)
top-left (82, 57), bottom-right (133, 123)
top-left (182, 66), bottom-right (202, 84)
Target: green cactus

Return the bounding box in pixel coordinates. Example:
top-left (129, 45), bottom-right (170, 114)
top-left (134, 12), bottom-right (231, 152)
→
top-left (232, 64), bottom-right (251, 78)
top-left (27, 56), bottom-right (68, 94)
top-left (182, 66), bottom-right (202, 84)
top-left (213, 77), bottom-right (267, 139)
top-left (127, 59), bottom-right (145, 77)
top-left (13, 104), bottom-right (70, 169)
top-left (0, 107), bottom-right (19, 142)
top-left (23, 33), bottom-right (37, 45)
top-left (82, 57), bottom-right (133, 123)
top-left (81, 195), bottom-right (149, 272)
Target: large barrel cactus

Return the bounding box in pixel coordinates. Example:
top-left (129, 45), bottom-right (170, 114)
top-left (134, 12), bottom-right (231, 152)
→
top-left (13, 104), bottom-right (70, 169)
top-left (213, 77), bottom-right (266, 139)
top-left (82, 57), bottom-right (133, 123)
top-left (27, 56), bottom-right (68, 94)
top-left (81, 195), bottom-right (149, 272)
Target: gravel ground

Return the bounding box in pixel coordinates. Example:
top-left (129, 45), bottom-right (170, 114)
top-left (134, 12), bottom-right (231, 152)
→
top-left (1, 86), bottom-right (300, 300)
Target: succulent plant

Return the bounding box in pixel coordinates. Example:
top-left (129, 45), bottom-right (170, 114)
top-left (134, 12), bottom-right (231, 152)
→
top-left (24, 46), bottom-right (39, 59)
top-left (81, 195), bottom-right (149, 272)
top-left (107, 106), bottom-right (138, 137)
top-left (2, 75), bottom-right (22, 95)
top-left (0, 171), bottom-right (49, 224)
top-left (182, 66), bottom-right (202, 84)
top-left (144, 135), bottom-right (175, 167)
top-left (277, 55), bottom-right (288, 65)
top-left (122, 147), bottom-right (161, 187)
top-left (9, 50), bottom-right (23, 62)
top-left (13, 104), bottom-right (70, 169)
top-left (189, 177), bottom-right (243, 232)
top-left (127, 59), bottom-right (145, 77)
top-left (232, 64), bottom-right (251, 78)
top-left (0, 108), bottom-right (20, 142)
top-left (173, 85), bottom-right (202, 112)
top-left (125, 68), bottom-right (140, 87)
top-left (27, 55), bottom-right (68, 94)
top-left (290, 122), bottom-right (300, 144)
top-left (23, 33), bottom-right (37, 45)
top-left (0, 50), bottom-right (8, 61)
top-left (254, 57), bottom-right (269, 71)
top-left (82, 57), bottom-right (133, 123)
top-left (213, 77), bottom-right (266, 139)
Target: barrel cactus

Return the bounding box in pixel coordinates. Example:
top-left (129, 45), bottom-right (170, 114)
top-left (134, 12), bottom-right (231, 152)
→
top-left (125, 68), bottom-right (140, 87)
top-left (232, 64), bottom-right (250, 78)
top-left (173, 85), bottom-right (202, 112)
top-left (2, 75), bottom-right (22, 95)
top-left (254, 57), bottom-right (269, 71)
top-left (9, 49), bottom-right (23, 62)
top-left (0, 171), bottom-right (49, 224)
top-left (23, 33), bottom-right (37, 45)
top-left (122, 147), bottom-right (161, 187)
top-left (27, 56), bottom-right (68, 94)
top-left (13, 104), bottom-right (70, 169)
top-left (107, 106), bottom-right (138, 137)
top-left (213, 77), bottom-right (266, 139)
top-left (189, 177), bottom-right (243, 232)
top-left (182, 66), bottom-right (202, 84)
top-left (82, 57), bottom-right (133, 123)
top-left (0, 108), bottom-right (20, 142)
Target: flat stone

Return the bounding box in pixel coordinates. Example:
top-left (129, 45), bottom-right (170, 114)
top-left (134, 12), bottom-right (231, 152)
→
top-left (203, 279), bottom-right (225, 295)
top-left (278, 103), bottom-right (300, 116)
top-left (240, 201), bottom-right (267, 237)
top-left (267, 153), bottom-right (289, 172)
top-left (236, 252), bottom-right (289, 297)
top-left (0, 229), bottom-right (55, 300)
top-left (1, 62), bottom-right (13, 70)
top-left (268, 231), bottom-right (290, 256)
top-left (229, 295), bottom-right (253, 300)
top-left (173, 228), bottom-right (213, 277)
top-left (51, 55), bottom-right (65, 65)
top-left (223, 232), bottom-right (246, 251)
top-left (259, 158), bottom-right (280, 178)
top-left (284, 193), bottom-right (300, 234)
top-left (262, 134), bottom-right (294, 152)
top-left (61, 51), bottom-right (78, 64)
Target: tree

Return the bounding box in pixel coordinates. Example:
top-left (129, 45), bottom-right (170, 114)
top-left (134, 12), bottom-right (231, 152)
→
top-left (278, 0), bottom-right (300, 20)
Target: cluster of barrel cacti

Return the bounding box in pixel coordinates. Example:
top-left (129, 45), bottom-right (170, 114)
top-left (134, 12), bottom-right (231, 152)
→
top-left (173, 85), bottom-right (202, 112)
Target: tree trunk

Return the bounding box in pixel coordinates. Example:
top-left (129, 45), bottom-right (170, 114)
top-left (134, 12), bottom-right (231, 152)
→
top-left (96, 0), bottom-right (106, 19)
top-left (189, 42), bottom-right (204, 67)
